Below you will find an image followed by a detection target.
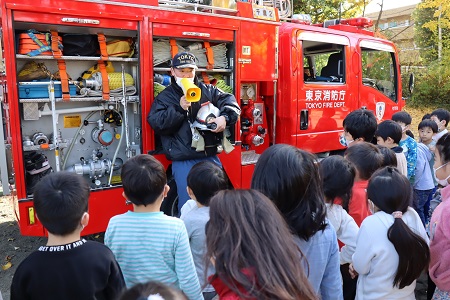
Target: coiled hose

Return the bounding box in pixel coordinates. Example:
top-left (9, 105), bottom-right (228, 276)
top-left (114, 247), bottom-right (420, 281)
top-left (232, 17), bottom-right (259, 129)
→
top-left (78, 86), bottom-right (137, 98)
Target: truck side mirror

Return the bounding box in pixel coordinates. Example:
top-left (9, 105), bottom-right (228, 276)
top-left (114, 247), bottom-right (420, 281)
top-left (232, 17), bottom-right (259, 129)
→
top-left (408, 73), bottom-right (415, 94)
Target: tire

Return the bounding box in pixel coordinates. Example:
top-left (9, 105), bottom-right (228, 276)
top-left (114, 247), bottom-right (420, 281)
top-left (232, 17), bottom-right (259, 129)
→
top-left (160, 175), bottom-right (179, 217)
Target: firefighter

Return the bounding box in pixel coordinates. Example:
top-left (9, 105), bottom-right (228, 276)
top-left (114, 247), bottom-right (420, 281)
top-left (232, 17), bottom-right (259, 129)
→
top-left (147, 52), bottom-right (240, 214)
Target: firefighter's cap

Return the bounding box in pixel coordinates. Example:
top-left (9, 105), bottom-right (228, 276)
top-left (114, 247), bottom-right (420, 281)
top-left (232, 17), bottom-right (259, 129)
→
top-left (172, 52), bottom-right (197, 69)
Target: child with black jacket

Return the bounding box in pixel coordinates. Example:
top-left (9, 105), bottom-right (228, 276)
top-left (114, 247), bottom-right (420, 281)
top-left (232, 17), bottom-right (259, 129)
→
top-left (10, 172), bottom-right (125, 300)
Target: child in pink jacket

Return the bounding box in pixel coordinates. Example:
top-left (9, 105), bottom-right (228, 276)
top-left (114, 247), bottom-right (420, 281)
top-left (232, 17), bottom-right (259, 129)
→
top-left (429, 133), bottom-right (450, 299)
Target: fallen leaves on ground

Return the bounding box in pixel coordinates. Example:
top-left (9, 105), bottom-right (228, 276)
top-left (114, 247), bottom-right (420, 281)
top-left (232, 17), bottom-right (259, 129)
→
top-left (2, 261), bottom-right (12, 270)
top-left (1, 254), bottom-right (14, 271)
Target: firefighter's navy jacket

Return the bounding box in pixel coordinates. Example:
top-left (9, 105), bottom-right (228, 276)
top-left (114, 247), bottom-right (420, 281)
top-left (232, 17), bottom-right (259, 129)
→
top-left (148, 78), bottom-right (240, 161)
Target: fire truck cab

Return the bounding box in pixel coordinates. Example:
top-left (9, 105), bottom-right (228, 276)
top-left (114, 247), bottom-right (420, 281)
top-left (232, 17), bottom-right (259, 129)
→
top-left (0, 0), bottom-right (403, 236)
top-left (275, 18), bottom-right (402, 153)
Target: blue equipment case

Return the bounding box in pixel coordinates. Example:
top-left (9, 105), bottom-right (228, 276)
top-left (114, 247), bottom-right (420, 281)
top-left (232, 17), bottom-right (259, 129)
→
top-left (19, 80), bottom-right (78, 98)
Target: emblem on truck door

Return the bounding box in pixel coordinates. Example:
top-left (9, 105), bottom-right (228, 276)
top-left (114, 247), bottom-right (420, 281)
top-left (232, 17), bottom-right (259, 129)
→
top-left (376, 102), bottom-right (385, 121)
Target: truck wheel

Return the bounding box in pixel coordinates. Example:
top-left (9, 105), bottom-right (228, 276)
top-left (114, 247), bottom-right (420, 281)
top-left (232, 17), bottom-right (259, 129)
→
top-left (160, 176), bottom-right (179, 217)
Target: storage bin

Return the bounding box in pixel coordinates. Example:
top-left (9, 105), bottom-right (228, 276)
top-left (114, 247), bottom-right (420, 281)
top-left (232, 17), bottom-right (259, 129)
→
top-left (19, 81), bottom-right (77, 99)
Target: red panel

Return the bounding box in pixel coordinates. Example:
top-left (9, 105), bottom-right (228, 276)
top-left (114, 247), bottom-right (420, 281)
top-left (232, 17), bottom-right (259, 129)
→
top-left (16, 199), bottom-right (46, 236)
top-left (114, 0), bottom-right (158, 5)
top-left (276, 26), bottom-right (298, 145)
top-left (17, 188), bottom-right (130, 236)
top-left (83, 188), bottom-right (130, 235)
top-left (236, 1), bottom-right (254, 19)
top-left (238, 21), bottom-right (278, 81)
top-left (141, 17), bottom-right (154, 153)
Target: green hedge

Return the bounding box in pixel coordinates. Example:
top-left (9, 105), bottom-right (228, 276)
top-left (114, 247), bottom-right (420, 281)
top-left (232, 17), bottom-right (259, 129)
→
top-left (403, 63), bottom-right (450, 110)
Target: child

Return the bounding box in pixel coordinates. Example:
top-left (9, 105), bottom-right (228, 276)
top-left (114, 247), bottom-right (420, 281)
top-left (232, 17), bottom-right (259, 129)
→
top-left (413, 120), bottom-right (438, 226)
top-left (431, 108), bottom-right (450, 145)
top-left (375, 120), bottom-right (408, 177)
top-left (320, 156), bottom-right (359, 300)
top-left (104, 154), bottom-right (202, 300)
top-left (180, 161), bottom-right (228, 300)
top-left (343, 142), bottom-right (384, 225)
top-left (429, 133), bottom-right (450, 298)
top-left (419, 118), bottom-right (438, 147)
top-left (251, 144), bottom-right (342, 299)
top-left (351, 167), bottom-right (430, 299)
top-left (392, 111), bottom-right (418, 183)
top-left (319, 155), bottom-right (359, 264)
top-left (376, 145), bottom-right (398, 168)
top-left (339, 142), bottom-right (383, 299)
top-left (10, 172), bottom-right (126, 300)
top-left (419, 119), bottom-right (439, 224)
top-left (340, 109), bottom-right (378, 147)
top-left (119, 281), bottom-right (187, 300)
top-left (205, 189), bottom-right (318, 300)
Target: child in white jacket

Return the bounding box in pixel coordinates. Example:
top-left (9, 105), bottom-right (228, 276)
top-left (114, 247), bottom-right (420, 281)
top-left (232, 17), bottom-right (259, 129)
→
top-left (351, 167), bottom-right (430, 300)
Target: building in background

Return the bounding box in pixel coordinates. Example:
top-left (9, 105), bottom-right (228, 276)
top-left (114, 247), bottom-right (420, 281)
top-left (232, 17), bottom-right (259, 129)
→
top-left (365, 4), bottom-right (420, 69)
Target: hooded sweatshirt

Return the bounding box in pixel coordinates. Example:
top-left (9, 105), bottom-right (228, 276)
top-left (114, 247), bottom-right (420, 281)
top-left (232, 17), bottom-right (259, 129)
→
top-left (352, 207), bottom-right (429, 300)
top-left (414, 143), bottom-right (435, 191)
top-left (429, 185), bottom-right (450, 291)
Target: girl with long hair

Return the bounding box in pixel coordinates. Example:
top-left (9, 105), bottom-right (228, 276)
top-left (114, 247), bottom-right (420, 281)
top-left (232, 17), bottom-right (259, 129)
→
top-left (351, 166), bottom-right (430, 299)
top-left (205, 189), bottom-right (317, 300)
top-left (319, 155), bottom-right (359, 265)
top-left (251, 144), bottom-right (342, 299)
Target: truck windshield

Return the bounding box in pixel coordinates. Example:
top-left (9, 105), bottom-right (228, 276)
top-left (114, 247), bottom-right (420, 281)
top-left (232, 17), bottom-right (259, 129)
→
top-left (361, 48), bottom-right (397, 102)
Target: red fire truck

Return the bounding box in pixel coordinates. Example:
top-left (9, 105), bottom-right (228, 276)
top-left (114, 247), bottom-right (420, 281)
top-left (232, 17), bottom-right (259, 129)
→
top-left (0, 0), bottom-right (404, 236)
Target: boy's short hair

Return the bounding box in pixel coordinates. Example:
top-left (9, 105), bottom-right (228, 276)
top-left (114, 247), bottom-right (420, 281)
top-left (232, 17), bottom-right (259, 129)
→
top-left (345, 142), bottom-right (384, 180)
top-left (392, 111), bottom-right (412, 125)
top-left (33, 172), bottom-right (90, 236)
top-left (431, 108), bottom-right (450, 127)
top-left (422, 113), bottom-right (432, 121)
top-left (418, 119), bottom-right (438, 133)
top-left (187, 161), bottom-right (228, 206)
top-left (121, 154), bottom-right (167, 206)
top-left (375, 120), bottom-right (402, 144)
top-left (343, 109), bottom-right (378, 142)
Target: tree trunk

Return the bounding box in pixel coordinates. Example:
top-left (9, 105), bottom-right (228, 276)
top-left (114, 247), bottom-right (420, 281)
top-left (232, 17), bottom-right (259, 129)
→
top-left (375, 0), bottom-right (384, 32)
